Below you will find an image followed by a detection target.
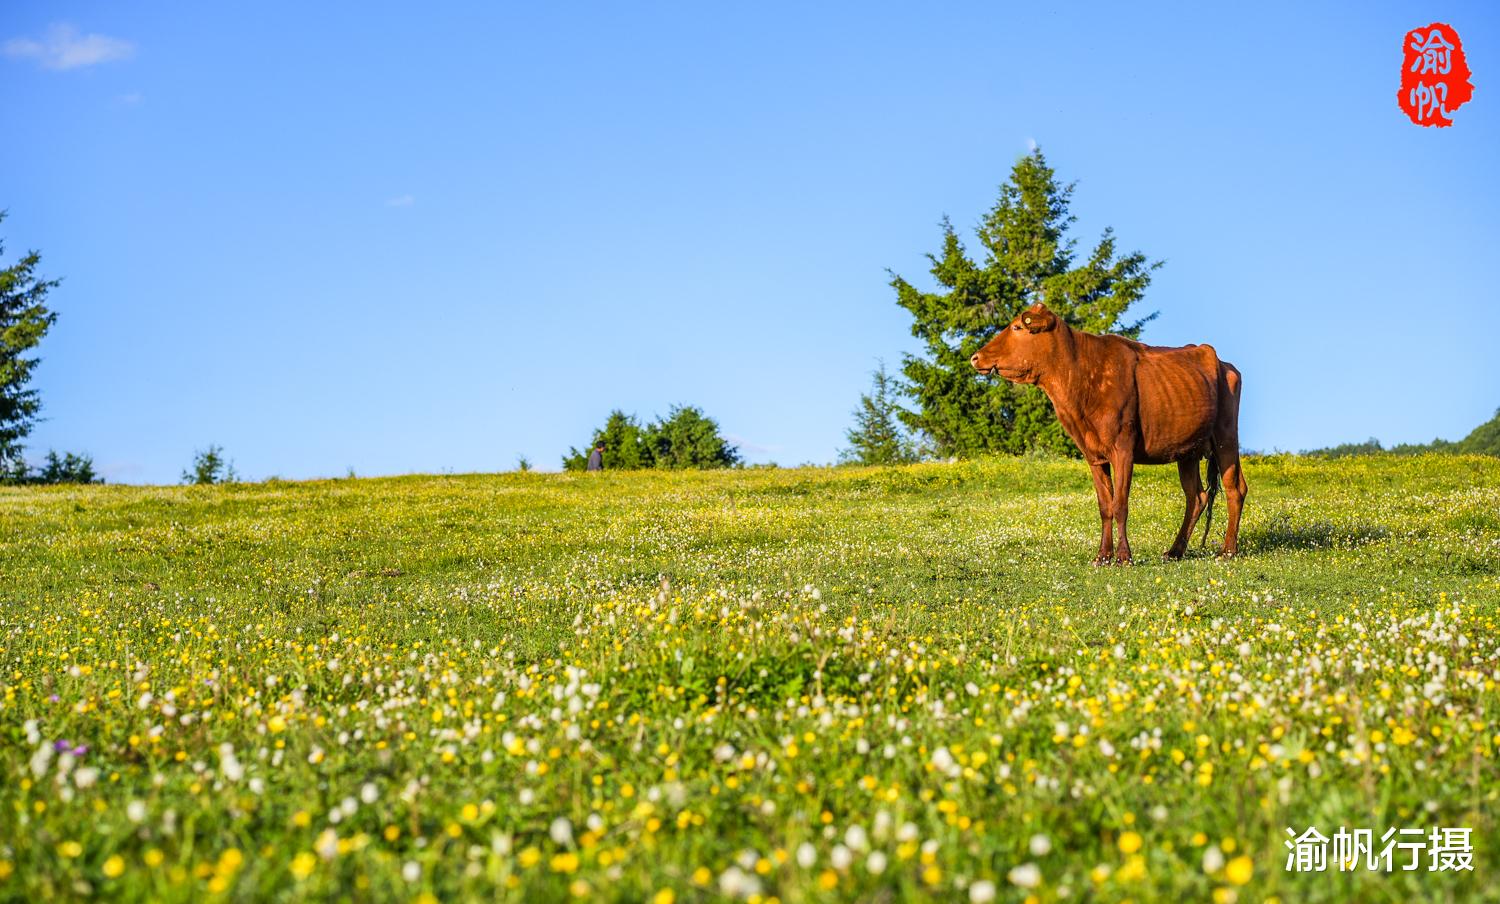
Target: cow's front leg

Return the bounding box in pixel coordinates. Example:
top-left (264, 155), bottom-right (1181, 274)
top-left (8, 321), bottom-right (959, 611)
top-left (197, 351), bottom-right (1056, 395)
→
top-left (1088, 462), bottom-right (1113, 565)
top-left (1109, 452), bottom-right (1135, 564)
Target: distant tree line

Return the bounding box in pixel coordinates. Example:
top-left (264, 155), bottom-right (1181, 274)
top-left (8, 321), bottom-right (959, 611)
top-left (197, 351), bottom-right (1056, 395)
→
top-left (1302, 409), bottom-right (1500, 459)
top-left (563, 405), bottom-right (740, 471)
top-left (2, 449), bottom-right (100, 485)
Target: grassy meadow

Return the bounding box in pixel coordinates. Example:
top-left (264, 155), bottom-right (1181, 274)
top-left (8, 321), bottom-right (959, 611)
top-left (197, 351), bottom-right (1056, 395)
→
top-left (2, 453), bottom-right (1499, 902)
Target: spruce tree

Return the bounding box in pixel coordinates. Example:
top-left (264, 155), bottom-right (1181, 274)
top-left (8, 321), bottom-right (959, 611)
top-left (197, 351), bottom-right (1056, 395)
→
top-left (182, 445), bottom-right (238, 484)
top-left (839, 362), bottom-right (919, 465)
top-left (648, 405), bottom-right (740, 469)
top-left (0, 213), bottom-right (60, 470)
top-left (892, 149), bottom-right (1158, 457)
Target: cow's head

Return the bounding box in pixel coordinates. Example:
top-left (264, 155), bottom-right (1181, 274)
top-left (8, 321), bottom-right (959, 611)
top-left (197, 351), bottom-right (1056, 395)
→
top-left (970, 302), bottom-right (1060, 384)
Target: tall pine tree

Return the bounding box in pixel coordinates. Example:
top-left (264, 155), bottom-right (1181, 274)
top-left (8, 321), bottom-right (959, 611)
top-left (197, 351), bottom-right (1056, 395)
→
top-left (892, 149), bottom-right (1158, 457)
top-left (0, 212), bottom-right (60, 471)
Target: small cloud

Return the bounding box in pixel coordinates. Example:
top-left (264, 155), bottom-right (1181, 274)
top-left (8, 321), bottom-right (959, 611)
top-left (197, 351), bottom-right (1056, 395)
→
top-left (725, 434), bottom-right (780, 455)
top-left (4, 23), bottom-right (135, 71)
top-left (384, 194), bottom-right (415, 208)
top-left (1026, 137), bottom-right (1039, 152)
top-left (98, 460), bottom-right (145, 482)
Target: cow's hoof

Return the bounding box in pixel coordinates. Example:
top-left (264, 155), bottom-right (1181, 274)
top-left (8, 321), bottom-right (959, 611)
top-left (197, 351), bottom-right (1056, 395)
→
top-left (1162, 549), bottom-right (1184, 562)
top-left (1114, 554), bottom-right (1134, 566)
top-left (1092, 555), bottom-right (1112, 567)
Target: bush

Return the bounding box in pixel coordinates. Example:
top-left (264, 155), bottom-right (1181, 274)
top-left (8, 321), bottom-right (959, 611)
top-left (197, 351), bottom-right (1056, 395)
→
top-left (563, 406), bottom-right (739, 471)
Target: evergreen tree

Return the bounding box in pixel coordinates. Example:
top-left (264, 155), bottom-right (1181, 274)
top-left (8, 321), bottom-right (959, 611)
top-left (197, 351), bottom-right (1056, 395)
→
top-left (892, 149), bottom-right (1159, 457)
top-left (0, 212), bottom-right (61, 471)
top-left (648, 405), bottom-right (741, 469)
top-left (839, 362), bottom-right (920, 465)
top-left (182, 445), bottom-right (238, 484)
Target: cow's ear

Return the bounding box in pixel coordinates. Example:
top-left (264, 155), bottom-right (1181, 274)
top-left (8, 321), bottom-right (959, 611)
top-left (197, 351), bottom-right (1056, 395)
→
top-left (1021, 308), bottom-right (1057, 333)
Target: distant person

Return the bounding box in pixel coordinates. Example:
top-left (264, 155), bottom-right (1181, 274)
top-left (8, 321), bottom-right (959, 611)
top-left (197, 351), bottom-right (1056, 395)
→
top-left (586, 443), bottom-right (604, 472)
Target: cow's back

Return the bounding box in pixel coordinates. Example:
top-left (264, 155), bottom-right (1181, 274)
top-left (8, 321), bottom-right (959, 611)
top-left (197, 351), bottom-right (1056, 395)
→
top-left (1133, 344), bottom-right (1220, 463)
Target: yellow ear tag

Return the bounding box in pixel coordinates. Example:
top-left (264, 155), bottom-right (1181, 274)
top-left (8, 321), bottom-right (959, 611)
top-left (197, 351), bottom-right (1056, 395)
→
top-left (1024, 316), bottom-right (1032, 325)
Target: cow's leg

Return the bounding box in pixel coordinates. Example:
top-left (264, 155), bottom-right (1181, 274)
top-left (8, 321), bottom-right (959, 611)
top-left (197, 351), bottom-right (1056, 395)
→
top-left (1088, 462), bottom-right (1114, 565)
top-left (1108, 452), bottom-right (1135, 564)
top-left (1215, 365), bottom-right (1248, 557)
top-left (1218, 446), bottom-right (1248, 556)
top-left (1165, 457), bottom-right (1206, 560)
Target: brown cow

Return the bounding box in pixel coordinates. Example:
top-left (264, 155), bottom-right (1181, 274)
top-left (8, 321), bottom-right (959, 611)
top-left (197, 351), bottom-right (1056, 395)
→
top-left (971, 303), bottom-right (1247, 564)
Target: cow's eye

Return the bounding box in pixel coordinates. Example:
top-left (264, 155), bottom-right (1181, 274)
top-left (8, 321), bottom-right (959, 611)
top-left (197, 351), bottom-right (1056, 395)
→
top-left (1011, 324), bottom-right (1021, 330)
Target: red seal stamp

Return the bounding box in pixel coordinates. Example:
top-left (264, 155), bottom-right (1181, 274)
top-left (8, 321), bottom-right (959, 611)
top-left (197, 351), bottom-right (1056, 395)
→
top-left (1398, 23), bottom-right (1473, 127)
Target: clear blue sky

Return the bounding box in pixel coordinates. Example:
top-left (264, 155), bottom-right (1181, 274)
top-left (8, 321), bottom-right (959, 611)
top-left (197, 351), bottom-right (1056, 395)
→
top-left (4, 2), bottom-right (1497, 483)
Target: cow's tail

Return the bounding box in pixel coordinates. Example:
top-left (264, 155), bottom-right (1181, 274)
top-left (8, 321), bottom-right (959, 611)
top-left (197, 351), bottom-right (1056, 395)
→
top-left (1198, 445), bottom-right (1221, 549)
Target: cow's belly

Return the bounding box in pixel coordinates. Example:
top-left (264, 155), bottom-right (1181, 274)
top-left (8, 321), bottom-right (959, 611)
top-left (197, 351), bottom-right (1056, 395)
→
top-left (1134, 357), bottom-right (1218, 463)
top-left (1136, 424), bottom-right (1213, 464)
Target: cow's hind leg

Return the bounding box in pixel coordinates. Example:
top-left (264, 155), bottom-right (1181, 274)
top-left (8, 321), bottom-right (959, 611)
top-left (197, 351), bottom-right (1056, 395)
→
top-left (1164, 457), bottom-right (1206, 560)
top-left (1108, 451), bottom-right (1136, 564)
top-left (1215, 365), bottom-right (1248, 556)
top-left (1088, 462), bottom-right (1114, 565)
top-left (1218, 445), bottom-right (1247, 556)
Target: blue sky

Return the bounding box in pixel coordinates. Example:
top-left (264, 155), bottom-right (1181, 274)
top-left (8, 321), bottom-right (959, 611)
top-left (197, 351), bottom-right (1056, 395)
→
top-left (3, 2), bottom-right (1497, 482)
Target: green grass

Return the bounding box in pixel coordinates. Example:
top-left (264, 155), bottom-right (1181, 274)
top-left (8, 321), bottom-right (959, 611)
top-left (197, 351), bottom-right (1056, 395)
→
top-left (2, 454), bottom-right (1498, 902)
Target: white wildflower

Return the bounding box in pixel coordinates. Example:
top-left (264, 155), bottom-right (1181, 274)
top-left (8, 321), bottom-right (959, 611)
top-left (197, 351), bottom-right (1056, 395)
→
top-left (796, 842), bottom-right (817, 868)
top-left (830, 844), bottom-right (852, 870)
top-left (1203, 846), bottom-right (1225, 873)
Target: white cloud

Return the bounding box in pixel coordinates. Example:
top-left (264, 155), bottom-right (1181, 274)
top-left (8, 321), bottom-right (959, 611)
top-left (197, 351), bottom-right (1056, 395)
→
top-left (1026, 137), bottom-right (1038, 152)
top-left (725, 434), bottom-right (779, 455)
top-left (4, 23), bottom-right (135, 71)
top-left (98, 461), bottom-right (145, 482)
top-left (384, 194), bottom-right (415, 208)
